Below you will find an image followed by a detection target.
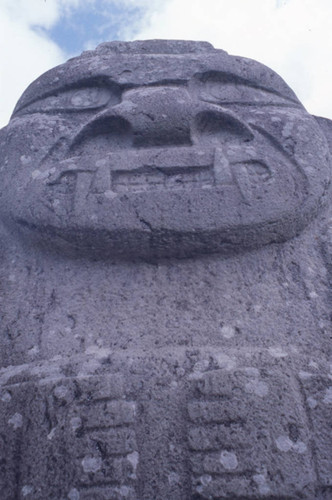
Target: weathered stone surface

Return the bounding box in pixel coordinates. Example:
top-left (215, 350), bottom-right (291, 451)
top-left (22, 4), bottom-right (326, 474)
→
top-left (0, 39), bottom-right (331, 499)
top-left (0, 40), bottom-right (329, 260)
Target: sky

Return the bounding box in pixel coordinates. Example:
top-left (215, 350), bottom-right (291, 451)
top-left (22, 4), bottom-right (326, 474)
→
top-left (0, 0), bottom-right (331, 128)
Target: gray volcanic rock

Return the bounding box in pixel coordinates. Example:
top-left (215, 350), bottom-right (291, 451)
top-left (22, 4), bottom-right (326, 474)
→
top-left (1, 39), bottom-right (329, 260)
top-left (0, 39), bottom-right (331, 499)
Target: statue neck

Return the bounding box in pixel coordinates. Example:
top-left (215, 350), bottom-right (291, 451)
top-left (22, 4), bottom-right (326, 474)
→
top-left (0, 226), bottom-right (329, 367)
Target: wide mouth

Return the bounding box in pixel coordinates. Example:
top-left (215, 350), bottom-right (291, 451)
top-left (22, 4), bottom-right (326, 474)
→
top-left (46, 146), bottom-right (272, 198)
top-left (12, 140), bottom-right (317, 261)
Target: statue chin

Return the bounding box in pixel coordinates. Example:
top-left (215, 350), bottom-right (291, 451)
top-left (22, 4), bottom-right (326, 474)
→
top-left (8, 194), bottom-right (321, 261)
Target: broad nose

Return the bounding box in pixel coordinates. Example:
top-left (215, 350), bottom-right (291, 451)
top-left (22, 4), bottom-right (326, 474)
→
top-left (112, 86), bottom-right (194, 147)
top-left (71, 86), bottom-right (254, 151)
top-left (114, 86), bottom-right (254, 147)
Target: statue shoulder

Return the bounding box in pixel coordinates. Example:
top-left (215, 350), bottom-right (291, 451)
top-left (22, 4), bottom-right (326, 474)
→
top-left (314, 116), bottom-right (332, 152)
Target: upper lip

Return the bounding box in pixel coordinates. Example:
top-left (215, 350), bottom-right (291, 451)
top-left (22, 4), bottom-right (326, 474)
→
top-left (46, 145), bottom-right (272, 202)
top-left (47, 147), bottom-right (215, 187)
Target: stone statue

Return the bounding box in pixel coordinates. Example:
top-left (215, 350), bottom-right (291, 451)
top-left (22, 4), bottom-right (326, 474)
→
top-left (0, 40), bottom-right (331, 499)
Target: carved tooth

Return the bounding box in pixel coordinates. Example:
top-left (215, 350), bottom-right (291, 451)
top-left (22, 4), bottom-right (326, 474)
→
top-left (91, 160), bottom-right (111, 194)
top-left (232, 163), bottom-right (253, 204)
top-left (74, 172), bottom-right (93, 214)
top-left (213, 148), bottom-right (233, 185)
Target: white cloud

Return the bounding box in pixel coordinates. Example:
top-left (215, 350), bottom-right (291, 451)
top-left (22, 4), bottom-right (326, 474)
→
top-left (0, 0), bottom-right (331, 128)
top-left (0, 0), bottom-right (84, 127)
top-left (129, 0), bottom-right (332, 119)
top-left (0, 0), bottom-right (59, 27)
top-left (0, 0), bottom-right (62, 126)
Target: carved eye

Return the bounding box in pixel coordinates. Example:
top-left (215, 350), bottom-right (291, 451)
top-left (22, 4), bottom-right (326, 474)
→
top-left (190, 74), bottom-right (298, 107)
top-left (15, 86), bottom-right (121, 115)
top-left (68, 88), bottom-right (115, 108)
top-left (203, 82), bottom-right (278, 104)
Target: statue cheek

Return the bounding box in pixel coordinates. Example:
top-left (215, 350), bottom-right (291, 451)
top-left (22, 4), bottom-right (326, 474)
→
top-left (6, 115), bottom-right (82, 161)
top-left (0, 120), bottom-right (62, 215)
top-left (3, 119), bottom-right (52, 162)
top-left (261, 112), bottom-right (327, 160)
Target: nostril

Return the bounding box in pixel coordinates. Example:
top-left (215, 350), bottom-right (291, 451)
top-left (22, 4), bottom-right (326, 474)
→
top-left (193, 111), bottom-right (254, 144)
top-left (70, 116), bottom-right (133, 155)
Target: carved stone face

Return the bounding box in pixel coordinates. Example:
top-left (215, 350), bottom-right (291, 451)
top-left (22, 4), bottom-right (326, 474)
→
top-left (0, 40), bottom-right (330, 259)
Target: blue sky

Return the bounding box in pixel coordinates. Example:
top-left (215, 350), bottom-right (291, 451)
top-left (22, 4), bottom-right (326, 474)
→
top-left (47, 2), bottom-right (145, 55)
top-left (0, 0), bottom-right (332, 126)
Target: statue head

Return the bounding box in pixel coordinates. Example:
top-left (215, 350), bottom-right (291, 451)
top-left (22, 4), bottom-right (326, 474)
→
top-left (0, 40), bottom-right (330, 259)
